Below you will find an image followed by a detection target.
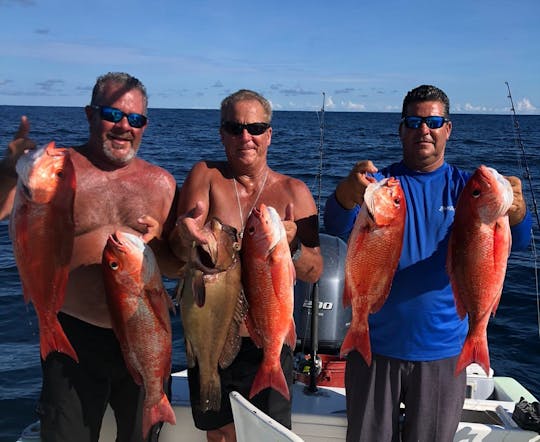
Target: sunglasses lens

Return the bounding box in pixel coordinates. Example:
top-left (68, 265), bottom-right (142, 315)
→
top-left (223, 122), bottom-right (243, 135)
top-left (425, 117), bottom-right (445, 129)
top-left (100, 107), bottom-right (123, 123)
top-left (246, 123), bottom-right (269, 135)
top-left (404, 117), bottom-right (422, 129)
top-left (127, 114), bottom-right (147, 128)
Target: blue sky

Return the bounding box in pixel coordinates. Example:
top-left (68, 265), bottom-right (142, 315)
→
top-left (1, 0), bottom-right (539, 114)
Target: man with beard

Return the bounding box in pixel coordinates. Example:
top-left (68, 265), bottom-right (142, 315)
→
top-left (0, 72), bottom-right (178, 441)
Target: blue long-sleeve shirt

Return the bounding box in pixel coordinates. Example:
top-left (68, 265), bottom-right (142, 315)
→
top-left (324, 161), bottom-right (532, 361)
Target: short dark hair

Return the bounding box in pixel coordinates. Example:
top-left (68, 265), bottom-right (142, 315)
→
top-left (401, 84), bottom-right (450, 117)
top-left (90, 72), bottom-right (148, 113)
top-left (220, 89), bottom-right (272, 123)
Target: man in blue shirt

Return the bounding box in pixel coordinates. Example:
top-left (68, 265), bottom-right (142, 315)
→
top-left (324, 84), bottom-right (532, 442)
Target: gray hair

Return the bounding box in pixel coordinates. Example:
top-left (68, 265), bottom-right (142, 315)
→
top-left (401, 84), bottom-right (450, 117)
top-left (220, 89), bottom-right (272, 123)
top-left (90, 72), bottom-right (148, 113)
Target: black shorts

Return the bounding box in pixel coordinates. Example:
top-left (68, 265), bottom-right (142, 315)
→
top-left (37, 312), bottom-right (166, 442)
top-left (188, 337), bottom-right (293, 431)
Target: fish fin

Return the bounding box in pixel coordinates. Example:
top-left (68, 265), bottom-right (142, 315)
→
top-left (245, 315), bottom-right (264, 348)
top-left (284, 318), bottom-right (297, 350)
top-left (185, 339), bottom-right (196, 368)
top-left (219, 289), bottom-right (248, 369)
top-left (199, 372), bottom-right (222, 412)
top-left (142, 393), bottom-right (176, 439)
top-left (340, 328), bottom-right (371, 366)
top-left (455, 333), bottom-right (490, 376)
top-left (192, 274), bottom-right (206, 307)
top-left (342, 276), bottom-right (352, 308)
top-left (39, 316), bottom-right (79, 363)
top-left (249, 363), bottom-right (290, 401)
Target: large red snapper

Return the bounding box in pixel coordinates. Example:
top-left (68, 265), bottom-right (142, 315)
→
top-left (242, 204), bottom-right (296, 401)
top-left (102, 231), bottom-right (176, 438)
top-left (340, 177), bottom-right (406, 366)
top-left (9, 141), bottom-right (78, 362)
top-left (448, 165), bottom-right (513, 376)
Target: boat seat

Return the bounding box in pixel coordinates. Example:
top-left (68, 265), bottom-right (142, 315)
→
top-left (229, 391), bottom-right (304, 442)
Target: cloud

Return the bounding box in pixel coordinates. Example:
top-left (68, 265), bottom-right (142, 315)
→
top-left (0, 79), bottom-right (13, 86)
top-left (211, 81), bottom-right (223, 88)
top-left (36, 79), bottom-right (64, 92)
top-left (34, 28), bottom-right (49, 35)
top-left (334, 88), bottom-right (355, 95)
top-left (516, 98), bottom-right (536, 112)
top-left (280, 87), bottom-right (318, 97)
top-left (342, 100), bottom-right (366, 111)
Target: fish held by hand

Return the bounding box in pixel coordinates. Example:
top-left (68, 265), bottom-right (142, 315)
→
top-left (448, 165), bottom-right (513, 376)
top-left (340, 177), bottom-right (406, 366)
top-left (10, 141), bottom-right (78, 362)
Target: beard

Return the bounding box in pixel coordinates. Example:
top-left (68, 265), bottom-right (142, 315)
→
top-left (102, 140), bottom-right (137, 165)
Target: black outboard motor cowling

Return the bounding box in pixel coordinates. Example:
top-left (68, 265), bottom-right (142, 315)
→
top-left (294, 233), bottom-right (350, 355)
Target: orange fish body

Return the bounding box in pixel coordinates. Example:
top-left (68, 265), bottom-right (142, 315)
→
top-left (10, 141), bottom-right (78, 362)
top-left (340, 177), bottom-right (406, 366)
top-left (448, 165), bottom-right (513, 376)
top-left (102, 231), bottom-right (176, 438)
top-left (242, 204), bottom-right (296, 401)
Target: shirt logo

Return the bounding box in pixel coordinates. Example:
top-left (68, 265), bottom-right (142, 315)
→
top-left (439, 206), bottom-right (455, 212)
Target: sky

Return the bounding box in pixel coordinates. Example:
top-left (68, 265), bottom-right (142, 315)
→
top-left (1, 0), bottom-right (539, 114)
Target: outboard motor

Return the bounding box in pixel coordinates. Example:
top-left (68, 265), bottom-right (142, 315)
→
top-left (294, 233), bottom-right (350, 355)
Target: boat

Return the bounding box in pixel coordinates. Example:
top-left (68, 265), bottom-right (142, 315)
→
top-left (17, 234), bottom-right (540, 441)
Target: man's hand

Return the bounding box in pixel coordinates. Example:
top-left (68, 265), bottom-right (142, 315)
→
top-left (506, 175), bottom-right (527, 226)
top-left (335, 160), bottom-right (378, 209)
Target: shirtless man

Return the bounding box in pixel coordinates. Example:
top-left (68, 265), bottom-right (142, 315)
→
top-left (171, 89), bottom-right (323, 442)
top-left (0, 72), bottom-right (177, 441)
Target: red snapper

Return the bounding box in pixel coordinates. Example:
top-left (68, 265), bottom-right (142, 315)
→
top-left (447, 165), bottom-right (513, 376)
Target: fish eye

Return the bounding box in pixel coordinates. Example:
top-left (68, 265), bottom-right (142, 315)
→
top-left (109, 261), bottom-right (119, 270)
top-left (472, 189), bottom-right (481, 198)
top-left (56, 169), bottom-right (65, 179)
top-left (394, 197), bottom-right (401, 205)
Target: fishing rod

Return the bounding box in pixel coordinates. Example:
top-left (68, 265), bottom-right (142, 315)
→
top-left (316, 92), bottom-right (326, 215)
top-left (305, 92), bottom-right (326, 394)
top-left (505, 81), bottom-right (540, 337)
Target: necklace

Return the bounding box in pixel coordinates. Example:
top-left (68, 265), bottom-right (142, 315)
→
top-left (232, 169), bottom-right (269, 239)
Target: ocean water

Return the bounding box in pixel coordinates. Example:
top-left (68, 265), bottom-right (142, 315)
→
top-left (0, 106), bottom-right (539, 441)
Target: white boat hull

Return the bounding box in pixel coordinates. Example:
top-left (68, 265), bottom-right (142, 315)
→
top-left (20, 369), bottom-right (538, 442)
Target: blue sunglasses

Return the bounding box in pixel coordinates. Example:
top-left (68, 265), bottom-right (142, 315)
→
top-left (401, 116), bottom-right (449, 129)
top-left (91, 105), bottom-right (147, 128)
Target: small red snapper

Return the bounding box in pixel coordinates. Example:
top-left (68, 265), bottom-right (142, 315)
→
top-left (448, 165), bottom-right (513, 376)
top-left (10, 141), bottom-right (78, 362)
top-left (242, 204), bottom-right (296, 401)
top-left (102, 231), bottom-right (176, 438)
top-left (340, 177), bottom-right (406, 366)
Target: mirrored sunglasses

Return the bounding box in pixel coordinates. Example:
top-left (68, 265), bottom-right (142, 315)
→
top-left (221, 121), bottom-right (270, 136)
top-left (401, 116), bottom-right (449, 129)
top-left (91, 105), bottom-right (148, 128)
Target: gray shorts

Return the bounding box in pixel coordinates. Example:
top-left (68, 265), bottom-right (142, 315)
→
top-left (345, 351), bottom-right (466, 442)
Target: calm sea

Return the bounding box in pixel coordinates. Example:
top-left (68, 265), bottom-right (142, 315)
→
top-left (0, 106), bottom-right (539, 441)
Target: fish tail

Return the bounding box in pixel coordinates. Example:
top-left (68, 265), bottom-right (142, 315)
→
top-left (340, 328), bottom-right (372, 366)
top-left (455, 334), bottom-right (490, 376)
top-left (142, 394), bottom-right (176, 438)
top-left (40, 318), bottom-right (79, 363)
top-left (199, 375), bottom-right (222, 412)
top-left (249, 363), bottom-right (290, 401)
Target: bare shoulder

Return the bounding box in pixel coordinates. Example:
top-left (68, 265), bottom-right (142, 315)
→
top-left (267, 170), bottom-right (316, 216)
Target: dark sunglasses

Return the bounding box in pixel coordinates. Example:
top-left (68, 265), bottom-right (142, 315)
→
top-left (221, 121), bottom-right (270, 136)
top-left (91, 105), bottom-right (148, 128)
top-left (401, 116), bottom-right (449, 129)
